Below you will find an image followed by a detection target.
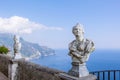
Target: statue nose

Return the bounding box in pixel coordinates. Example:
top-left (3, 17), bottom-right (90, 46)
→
top-left (77, 30), bottom-right (79, 32)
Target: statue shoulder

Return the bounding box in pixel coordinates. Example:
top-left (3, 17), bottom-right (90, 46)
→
top-left (69, 40), bottom-right (76, 48)
top-left (69, 40), bottom-right (76, 45)
top-left (85, 38), bottom-right (94, 45)
top-left (85, 38), bottom-right (90, 42)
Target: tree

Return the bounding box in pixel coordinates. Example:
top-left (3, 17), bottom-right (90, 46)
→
top-left (0, 45), bottom-right (9, 54)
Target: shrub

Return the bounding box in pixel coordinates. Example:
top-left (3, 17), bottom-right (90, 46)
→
top-left (0, 45), bottom-right (9, 54)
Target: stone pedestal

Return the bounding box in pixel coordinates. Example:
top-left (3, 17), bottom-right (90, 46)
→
top-left (59, 73), bottom-right (96, 80)
top-left (68, 62), bottom-right (89, 77)
top-left (8, 59), bottom-right (24, 80)
top-left (14, 53), bottom-right (22, 59)
top-left (8, 59), bottom-right (18, 80)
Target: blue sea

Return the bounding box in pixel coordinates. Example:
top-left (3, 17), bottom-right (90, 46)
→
top-left (31, 49), bottom-right (120, 72)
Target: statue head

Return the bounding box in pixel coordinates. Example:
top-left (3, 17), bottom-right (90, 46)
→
top-left (14, 35), bottom-right (20, 43)
top-left (72, 23), bottom-right (84, 37)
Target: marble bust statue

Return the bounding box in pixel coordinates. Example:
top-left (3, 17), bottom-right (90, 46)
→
top-left (69, 23), bottom-right (95, 64)
top-left (68, 23), bottom-right (95, 77)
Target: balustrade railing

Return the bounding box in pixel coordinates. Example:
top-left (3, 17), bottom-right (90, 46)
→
top-left (90, 70), bottom-right (120, 80)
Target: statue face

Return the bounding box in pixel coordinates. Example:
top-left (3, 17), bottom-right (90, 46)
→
top-left (73, 27), bottom-right (83, 37)
top-left (14, 35), bottom-right (19, 42)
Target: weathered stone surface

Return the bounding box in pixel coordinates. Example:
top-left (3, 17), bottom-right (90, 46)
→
top-left (0, 54), bottom-right (11, 77)
top-left (0, 72), bottom-right (8, 80)
top-left (16, 59), bottom-right (63, 80)
top-left (59, 73), bottom-right (96, 80)
top-left (68, 62), bottom-right (89, 77)
top-left (0, 54), bottom-right (64, 80)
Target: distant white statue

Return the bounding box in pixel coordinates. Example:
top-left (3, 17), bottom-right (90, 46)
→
top-left (13, 35), bottom-right (22, 59)
top-left (68, 23), bottom-right (95, 77)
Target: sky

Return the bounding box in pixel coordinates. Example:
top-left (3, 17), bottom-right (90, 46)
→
top-left (0, 0), bottom-right (120, 49)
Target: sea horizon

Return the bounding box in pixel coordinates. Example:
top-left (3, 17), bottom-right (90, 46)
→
top-left (31, 49), bottom-right (120, 72)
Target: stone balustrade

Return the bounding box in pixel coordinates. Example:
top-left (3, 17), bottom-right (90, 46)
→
top-left (0, 54), bottom-right (96, 80)
top-left (0, 54), bottom-right (11, 77)
top-left (0, 54), bottom-right (64, 80)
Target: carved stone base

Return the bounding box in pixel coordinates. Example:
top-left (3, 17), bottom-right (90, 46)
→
top-left (68, 62), bottom-right (89, 77)
top-left (59, 73), bottom-right (97, 80)
top-left (9, 59), bottom-right (18, 80)
top-left (14, 53), bottom-right (22, 59)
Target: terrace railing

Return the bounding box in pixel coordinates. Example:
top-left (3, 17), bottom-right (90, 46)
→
top-left (90, 70), bottom-right (120, 80)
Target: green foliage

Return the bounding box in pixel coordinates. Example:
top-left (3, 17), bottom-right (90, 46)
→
top-left (0, 45), bottom-right (9, 54)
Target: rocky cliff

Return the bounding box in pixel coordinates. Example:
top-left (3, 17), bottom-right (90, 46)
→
top-left (0, 33), bottom-right (55, 58)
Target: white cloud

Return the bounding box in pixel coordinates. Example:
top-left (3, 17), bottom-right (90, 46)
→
top-left (0, 16), bottom-right (63, 34)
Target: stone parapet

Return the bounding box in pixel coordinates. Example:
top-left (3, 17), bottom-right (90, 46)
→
top-left (59, 73), bottom-right (96, 80)
top-left (0, 54), bottom-right (96, 80)
top-left (16, 59), bottom-right (63, 80)
top-left (0, 72), bottom-right (8, 80)
top-left (0, 54), bottom-right (11, 77)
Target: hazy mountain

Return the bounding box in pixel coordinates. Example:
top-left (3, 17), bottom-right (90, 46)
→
top-left (0, 33), bottom-right (55, 58)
